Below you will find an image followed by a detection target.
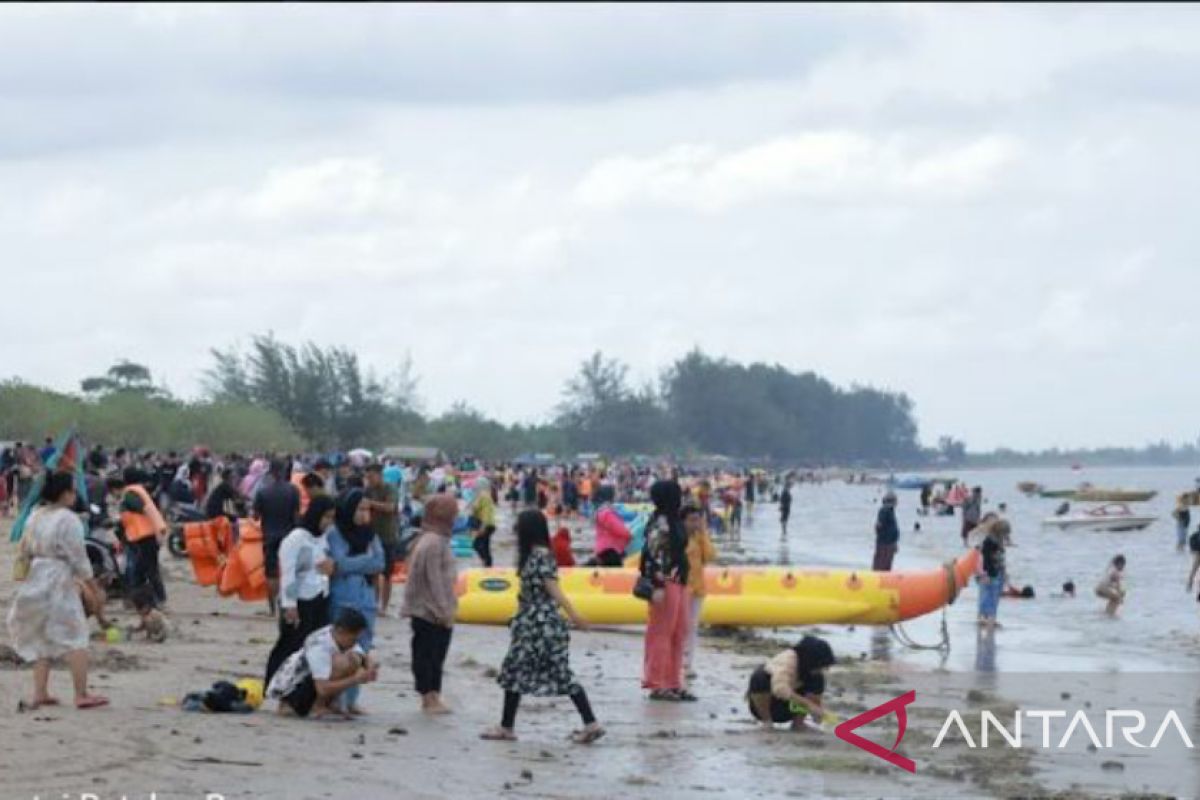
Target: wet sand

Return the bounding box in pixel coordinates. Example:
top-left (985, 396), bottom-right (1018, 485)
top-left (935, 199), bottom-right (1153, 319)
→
top-left (0, 517), bottom-right (1173, 799)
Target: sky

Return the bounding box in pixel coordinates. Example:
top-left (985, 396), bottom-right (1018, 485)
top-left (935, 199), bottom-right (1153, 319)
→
top-left (1, 3), bottom-right (1198, 451)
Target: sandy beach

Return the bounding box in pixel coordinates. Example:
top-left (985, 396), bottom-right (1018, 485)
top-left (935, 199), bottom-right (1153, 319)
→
top-left (0, 514), bottom-right (1190, 800)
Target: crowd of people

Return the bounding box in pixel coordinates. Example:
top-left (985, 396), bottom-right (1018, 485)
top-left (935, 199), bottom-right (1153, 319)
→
top-left (9, 436), bottom-right (1183, 741)
top-left (3, 438), bottom-right (837, 738)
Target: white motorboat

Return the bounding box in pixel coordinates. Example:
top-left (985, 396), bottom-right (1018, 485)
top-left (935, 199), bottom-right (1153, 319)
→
top-left (1042, 503), bottom-right (1158, 532)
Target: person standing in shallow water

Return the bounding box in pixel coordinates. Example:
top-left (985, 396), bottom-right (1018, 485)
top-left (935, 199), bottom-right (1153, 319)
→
top-left (779, 480), bottom-right (793, 538)
top-left (873, 492), bottom-right (900, 571)
top-left (961, 486), bottom-right (983, 544)
top-left (1175, 502), bottom-right (1192, 552)
top-left (480, 511), bottom-right (605, 744)
top-left (402, 494), bottom-right (459, 715)
top-left (1096, 554), bottom-right (1126, 617)
top-left (975, 517), bottom-right (1011, 629)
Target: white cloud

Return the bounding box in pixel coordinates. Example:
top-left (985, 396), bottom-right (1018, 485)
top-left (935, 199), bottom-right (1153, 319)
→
top-left (2, 5), bottom-right (1200, 449)
top-left (575, 132), bottom-right (1021, 212)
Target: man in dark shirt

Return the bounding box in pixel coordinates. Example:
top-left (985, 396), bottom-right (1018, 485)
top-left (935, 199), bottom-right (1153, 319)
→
top-left (253, 459), bottom-right (300, 614)
top-left (874, 492), bottom-right (900, 571)
top-left (204, 468), bottom-right (242, 522)
top-left (744, 472), bottom-right (757, 522)
top-left (522, 468), bottom-right (539, 507)
top-left (363, 464), bottom-right (400, 615)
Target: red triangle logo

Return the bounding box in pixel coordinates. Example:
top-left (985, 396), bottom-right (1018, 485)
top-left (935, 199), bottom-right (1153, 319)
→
top-left (834, 690), bottom-right (917, 773)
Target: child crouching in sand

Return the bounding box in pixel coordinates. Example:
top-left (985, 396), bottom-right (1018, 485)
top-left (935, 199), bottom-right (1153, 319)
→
top-left (746, 635), bottom-right (835, 731)
top-left (267, 609), bottom-right (378, 720)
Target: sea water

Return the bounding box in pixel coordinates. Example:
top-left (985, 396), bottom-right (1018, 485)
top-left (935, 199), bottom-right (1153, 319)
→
top-left (725, 466), bottom-right (1200, 673)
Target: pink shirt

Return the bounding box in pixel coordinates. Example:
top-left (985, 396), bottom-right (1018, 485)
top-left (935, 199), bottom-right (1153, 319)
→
top-left (594, 506), bottom-right (631, 556)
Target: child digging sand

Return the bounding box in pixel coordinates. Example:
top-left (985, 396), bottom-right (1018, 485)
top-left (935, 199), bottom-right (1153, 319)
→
top-left (267, 609), bottom-right (379, 720)
top-left (1096, 555), bottom-right (1126, 617)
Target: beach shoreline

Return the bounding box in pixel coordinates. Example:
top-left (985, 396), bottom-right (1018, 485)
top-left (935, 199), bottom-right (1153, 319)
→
top-left (0, 517), bottom-right (1182, 799)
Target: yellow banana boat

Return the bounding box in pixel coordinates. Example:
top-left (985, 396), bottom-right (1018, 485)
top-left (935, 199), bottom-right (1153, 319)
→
top-left (454, 549), bottom-right (981, 626)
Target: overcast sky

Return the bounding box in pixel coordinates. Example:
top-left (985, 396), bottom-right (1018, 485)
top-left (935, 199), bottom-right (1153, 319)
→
top-left (2, 4), bottom-right (1198, 451)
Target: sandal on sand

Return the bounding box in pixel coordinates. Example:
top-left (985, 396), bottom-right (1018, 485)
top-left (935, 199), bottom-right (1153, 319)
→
top-left (648, 690), bottom-right (678, 702)
top-left (75, 695), bottom-right (109, 710)
top-left (480, 727), bottom-right (518, 741)
top-left (570, 727), bottom-right (606, 745)
top-left (19, 696), bottom-right (61, 712)
top-left (676, 691), bottom-right (699, 702)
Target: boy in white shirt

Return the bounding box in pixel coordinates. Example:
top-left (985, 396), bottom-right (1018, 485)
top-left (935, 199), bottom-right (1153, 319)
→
top-left (268, 609), bottom-right (379, 719)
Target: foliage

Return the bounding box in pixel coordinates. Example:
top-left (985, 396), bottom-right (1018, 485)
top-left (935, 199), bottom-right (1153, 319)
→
top-left (81, 359), bottom-right (167, 399)
top-left (555, 352), bottom-right (674, 455)
top-left (0, 379), bottom-right (303, 453)
top-left (660, 350), bottom-right (921, 463)
top-left (204, 334), bottom-right (392, 449)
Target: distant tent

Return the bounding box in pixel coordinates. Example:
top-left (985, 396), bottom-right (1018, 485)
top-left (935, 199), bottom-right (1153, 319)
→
top-left (10, 428), bottom-right (88, 542)
top-left (381, 445), bottom-right (444, 462)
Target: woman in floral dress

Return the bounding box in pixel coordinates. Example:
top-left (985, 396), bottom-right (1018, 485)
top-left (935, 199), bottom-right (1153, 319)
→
top-left (7, 472), bottom-right (109, 710)
top-left (481, 510), bottom-right (604, 744)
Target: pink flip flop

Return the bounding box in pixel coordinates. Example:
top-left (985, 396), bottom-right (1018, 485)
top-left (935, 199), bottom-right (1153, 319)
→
top-left (75, 695), bottom-right (109, 710)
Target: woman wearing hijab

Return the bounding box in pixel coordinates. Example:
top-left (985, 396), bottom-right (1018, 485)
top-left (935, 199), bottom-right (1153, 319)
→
top-left (326, 489), bottom-right (385, 715)
top-left (240, 458), bottom-right (269, 502)
top-left (639, 479), bottom-right (694, 702)
top-left (265, 495), bottom-right (336, 685)
top-left (402, 494), bottom-right (459, 714)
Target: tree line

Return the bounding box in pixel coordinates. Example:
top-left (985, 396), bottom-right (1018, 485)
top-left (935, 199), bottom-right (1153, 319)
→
top-left (202, 335), bottom-right (923, 463)
top-left (5, 337), bottom-right (1193, 466)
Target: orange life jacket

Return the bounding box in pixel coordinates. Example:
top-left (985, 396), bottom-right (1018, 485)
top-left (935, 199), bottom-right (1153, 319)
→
top-left (121, 484), bottom-right (166, 543)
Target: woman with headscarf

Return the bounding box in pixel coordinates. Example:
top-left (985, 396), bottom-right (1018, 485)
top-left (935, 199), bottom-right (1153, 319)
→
top-left (402, 494), bottom-right (459, 714)
top-left (240, 458), bottom-right (269, 502)
top-left (265, 495), bottom-right (336, 685)
top-left (639, 479), bottom-right (694, 701)
top-left (325, 489), bottom-right (385, 715)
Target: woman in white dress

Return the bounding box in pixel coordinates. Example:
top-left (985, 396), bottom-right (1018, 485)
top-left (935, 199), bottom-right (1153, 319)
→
top-left (7, 472), bottom-right (108, 709)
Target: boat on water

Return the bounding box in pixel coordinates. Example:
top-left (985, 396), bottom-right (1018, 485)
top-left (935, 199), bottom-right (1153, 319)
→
top-left (1017, 481), bottom-right (1043, 495)
top-left (1072, 487), bottom-right (1157, 503)
top-left (890, 475), bottom-right (957, 490)
top-left (1042, 503), bottom-right (1158, 532)
top-left (1036, 483), bottom-right (1156, 502)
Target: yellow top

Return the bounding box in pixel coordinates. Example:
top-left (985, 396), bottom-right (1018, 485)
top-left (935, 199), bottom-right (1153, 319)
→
top-left (686, 530), bottom-right (717, 596)
top-left (473, 492), bottom-right (496, 527)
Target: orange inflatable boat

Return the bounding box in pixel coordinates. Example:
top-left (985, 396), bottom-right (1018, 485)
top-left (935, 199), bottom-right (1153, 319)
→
top-left (187, 522), bottom-right (979, 627)
top-left (452, 550), bottom-right (981, 626)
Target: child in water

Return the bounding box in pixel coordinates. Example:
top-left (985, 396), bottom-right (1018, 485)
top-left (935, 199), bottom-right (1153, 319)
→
top-left (1096, 555), bottom-right (1126, 616)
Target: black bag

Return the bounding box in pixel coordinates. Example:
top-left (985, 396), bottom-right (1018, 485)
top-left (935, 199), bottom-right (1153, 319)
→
top-left (633, 575), bottom-right (655, 602)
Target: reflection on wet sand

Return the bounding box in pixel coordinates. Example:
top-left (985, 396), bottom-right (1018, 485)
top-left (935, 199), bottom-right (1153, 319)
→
top-left (974, 626), bottom-right (997, 673)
